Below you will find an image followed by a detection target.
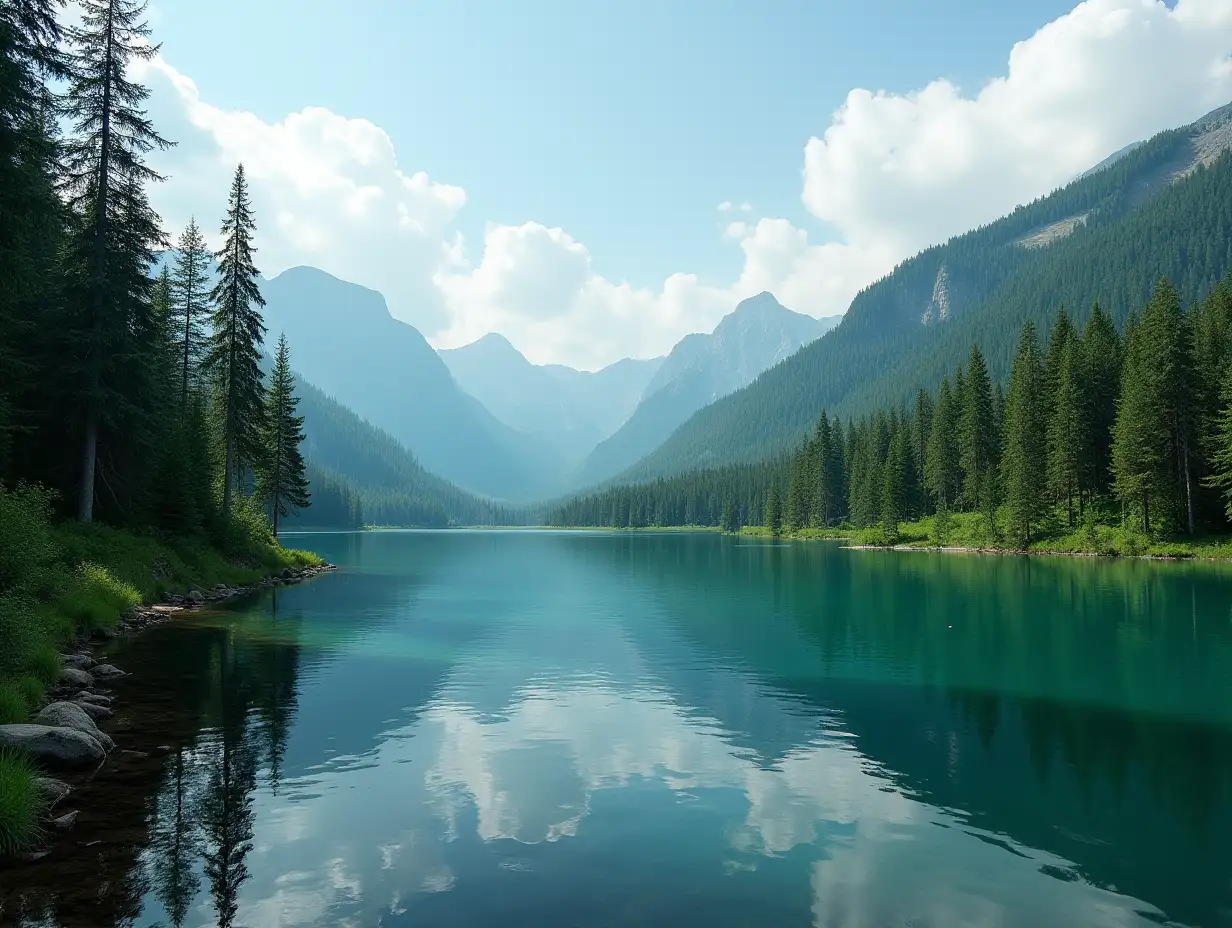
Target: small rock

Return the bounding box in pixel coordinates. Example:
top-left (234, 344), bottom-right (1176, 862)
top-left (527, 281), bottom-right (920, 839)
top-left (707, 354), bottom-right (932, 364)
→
top-left (0, 725), bottom-right (106, 768)
top-left (280, 567), bottom-right (294, 579)
top-left (34, 777), bottom-right (72, 806)
top-left (186, 590), bottom-right (205, 604)
top-left (17, 850), bottom-right (50, 863)
top-left (92, 664), bottom-right (127, 680)
top-left (77, 693), bottom-right (112, 706)
top-left (59, 667), bottom-right (95, 689)
top-left (73, 700), bottom-right (113, 721)
top-left (61, 653), bottom-right (95, 671)
top-left (50, 810), bottom-right (79, 831)
top-left (33, 703), bottom-right (114, 753)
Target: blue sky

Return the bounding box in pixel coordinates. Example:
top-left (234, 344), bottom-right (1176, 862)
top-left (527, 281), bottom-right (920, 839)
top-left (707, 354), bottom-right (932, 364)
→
top-left (151, 0), bottom-right (1075, 289)
top-left (140, 0), bottom-right (1232, 367)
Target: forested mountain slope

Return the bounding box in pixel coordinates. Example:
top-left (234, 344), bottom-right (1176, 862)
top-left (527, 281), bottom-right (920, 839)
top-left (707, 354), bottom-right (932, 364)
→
top-left (261, 266), bottom-right (561, 501)
top-left (438, 334), bottom-right (661, 464)
top-left (615, 103), bottom-right (1232, 483)
top-left (292, 377), bottom-right (515, 526)
top-left (576, 293), bottom-right (839, 485)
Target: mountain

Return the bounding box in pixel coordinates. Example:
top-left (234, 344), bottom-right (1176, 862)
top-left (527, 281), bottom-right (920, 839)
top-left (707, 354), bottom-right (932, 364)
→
top-left (437, 335), bottom-right (662, 464)
top-left (290, 376), bottom-right (516, 526)
top-left (611, 101), bottom-right (1232, 485)
top-left (260, 266), bottom-right (561, 501)
top-left (575, 292), bottom-right (839, 485)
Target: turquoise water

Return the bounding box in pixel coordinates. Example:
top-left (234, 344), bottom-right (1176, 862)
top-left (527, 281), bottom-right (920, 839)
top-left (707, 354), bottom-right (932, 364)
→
top-left (7, 530), bottom-right (1232, 926)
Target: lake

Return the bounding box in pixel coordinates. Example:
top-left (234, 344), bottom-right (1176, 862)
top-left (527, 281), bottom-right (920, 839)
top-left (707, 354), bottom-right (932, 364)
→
top-left (3, 530), bottom-right (1232, 927)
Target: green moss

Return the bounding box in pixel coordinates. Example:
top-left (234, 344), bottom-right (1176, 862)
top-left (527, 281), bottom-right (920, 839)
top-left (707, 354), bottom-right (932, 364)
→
top-left (0, 749), bottom-right (42, 856)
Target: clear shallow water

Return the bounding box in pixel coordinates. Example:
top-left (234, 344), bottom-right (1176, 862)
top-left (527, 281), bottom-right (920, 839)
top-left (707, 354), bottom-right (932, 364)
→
top-left (5, 530), bottom-right (1232, 927)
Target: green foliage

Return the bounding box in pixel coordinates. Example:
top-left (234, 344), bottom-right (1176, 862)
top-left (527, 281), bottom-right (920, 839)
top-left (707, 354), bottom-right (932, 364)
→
top-left (0, 749), bottom-right (42, 855)
top-left (1001, 322), bottom-right (1046, 545)
top-left (170, 217), bottom-right (213, 407)
top-left (207, 164), bottom-right (268, 514)
top-left (57, 563), bottom-right (140, 632)
top-left (0, 684), bottom-right (26, 725)
top-left (766, 478), bottom-right (783, 537)
top-left (257, 334), bottom-right (310, 533)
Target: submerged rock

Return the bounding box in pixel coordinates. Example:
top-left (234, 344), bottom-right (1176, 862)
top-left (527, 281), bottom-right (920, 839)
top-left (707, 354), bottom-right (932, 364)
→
top-left (34, 777), bottom-right (72, 806)
top-left (59, 667), bottom-right (94, 689)
top-left (92, 664), bottom-right (126, 679)
top-left (33, 702), bottom-right (114, 753)
top-left (50, 810), bottom-right (78, 831)
top-left (0, 725), bottom-right (106, 767)
top-left (77, 693), bottom-right (112, 706)
top-left (73, 699), bottom-right (113, 721)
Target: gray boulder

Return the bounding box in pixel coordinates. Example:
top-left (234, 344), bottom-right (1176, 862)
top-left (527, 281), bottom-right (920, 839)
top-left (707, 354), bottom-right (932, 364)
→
top-left (60, 653), bottom-right (95, 671)
top-left (77, 693), bottom-right (112, 706)
top-left (59, 667), bottom-right (94, 689)
top-left (0, 725), bottom-right (106, 768)
top-left (33, 702), bottom-right (114, 753)
top-left (92, 664), bottom-right (126, 679)
top-left (73, 699), bottom-right (113, 721)
top-left (186, 590), bottom-right (205, 604)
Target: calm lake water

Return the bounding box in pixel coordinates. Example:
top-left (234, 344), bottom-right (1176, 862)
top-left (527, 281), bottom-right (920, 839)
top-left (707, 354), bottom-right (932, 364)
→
top-left (4, 530), bottom-right (1232, 927)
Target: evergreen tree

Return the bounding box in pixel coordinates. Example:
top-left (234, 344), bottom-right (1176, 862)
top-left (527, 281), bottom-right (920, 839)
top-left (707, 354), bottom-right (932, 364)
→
top-left (206, 164), bottom-right (267, 515)
top-left (720, 498), bottom-right (737, 533)
top-left (959, 345), bottom-right (997, 515)
top-left (1081, 302), bottom-right (1122, 495)
top-left (170, 217), bottom-right (212, 408)
top-left (925, 377), bottom-right (960, 512)
top-left (880, 427), bottom-right (909, 533)
top-left (1044, 307), bottom-right (1076, 414)
top-left (766, 477), bottom-right (782, 537)
top-left (61, 0), bottom-right (172, 521)
top-left (1047, 336), bottom-right (1087, 525)
top-left (1001, 321), bottom-right (1046, 545)
top-left (257, 334), bottom-right (309, 534)
top-left (814, 411), bottom-right (838, 526)
top-left (786, 444), bottom-right (809, 531)
top-left (912, 389), bottom-right (934, 515)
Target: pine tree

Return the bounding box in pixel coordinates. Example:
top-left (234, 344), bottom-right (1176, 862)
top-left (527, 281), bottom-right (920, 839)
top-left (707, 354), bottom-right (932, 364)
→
top-left (170, 217), bottom-right (212, 408)
top-left (766, 477), bottom-right (782, 537)
top-left (880, 428), bottom-right (909, 534)
top-left (1044, 307), bottom-right (1076, 415)
top-left (1112, 320), bottom-right (1164, 532)
top-left (959, 345), bottom-right (997, 516)
top-left (720, 498), bottom-right (736, 533)
top-left (257, 334), bottom-right (309, 534)
top-left (1047, 337), bottom-right (1087, 525)
top-left (786, 444), bottom-right (809, 531)
top-left (61, 0), bottom-right (172, 522)
top-left (206, 164), bottom-right (267, 515)
top-left (926, 377), bottom-right (960, 512)
top-left (1081, 303), bottom-right (1122, 495)
top-left (1001, 321), bottom-right (1046, 545)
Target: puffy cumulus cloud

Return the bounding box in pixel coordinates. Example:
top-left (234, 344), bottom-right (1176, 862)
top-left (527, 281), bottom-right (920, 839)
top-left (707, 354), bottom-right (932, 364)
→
top-left (435, 223), bottom-right (733, 368)
top-left (136, 0), bottom-right (1232, 368)
top-left (802, 0), bottom-right (1232, 257)
top-left (133, 57), bottom-right (466, 333)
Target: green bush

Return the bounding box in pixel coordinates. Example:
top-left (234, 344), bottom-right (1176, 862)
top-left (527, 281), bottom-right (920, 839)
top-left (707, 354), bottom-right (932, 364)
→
top-left (0, 749), bottom-right (42, 856)
top-left (57, 562), bottom-right (141, 632)
top-left (27, 645), bottom-right (62, 687)
top-left (0, 485), bottom-right (58, 598)
top-left (854, 525), bottom-right (892, 547)
top-left (15, 676), bottom-right (43, 713)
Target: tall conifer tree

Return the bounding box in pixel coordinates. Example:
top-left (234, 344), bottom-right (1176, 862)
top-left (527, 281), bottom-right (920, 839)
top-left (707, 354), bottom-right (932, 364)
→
top-left (258, 334), bottom-right (309, 534)
top-left (61, 0), bottom-right (171, 521)
top-left (959, 345), bottom-right (997, 516)
top-left (1001, 322), bottom-right (1046, 544)
top-left (206, 164), bottom-right (267, 515)
top-left (170, 217), bottom-right (212, 408)
top-left (1047, 337), bottom-right (1087, 525)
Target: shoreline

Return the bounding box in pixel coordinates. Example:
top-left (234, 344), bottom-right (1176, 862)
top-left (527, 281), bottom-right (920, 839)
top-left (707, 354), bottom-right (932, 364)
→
top-left (3, 561), bottom-right (337, 864)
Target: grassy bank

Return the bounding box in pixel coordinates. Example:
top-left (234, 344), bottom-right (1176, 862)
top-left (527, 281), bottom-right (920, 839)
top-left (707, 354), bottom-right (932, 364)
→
top-left (0, 485), bottom-right (321, 853)
top-left (739, 511), bottom-right (1232, 559)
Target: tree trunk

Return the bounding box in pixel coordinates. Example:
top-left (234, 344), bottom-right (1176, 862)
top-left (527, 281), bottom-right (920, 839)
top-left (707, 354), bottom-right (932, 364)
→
top-left (1183, 437), bottom-right (1195, 535)
top-left (78, 8), bottom-right (115, 523)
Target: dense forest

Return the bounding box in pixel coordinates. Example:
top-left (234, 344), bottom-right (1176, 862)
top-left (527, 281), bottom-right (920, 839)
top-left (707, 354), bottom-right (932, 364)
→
top-left (555, 275), bottom-right (1232, 546)
top-left (618, 109), bottom-right (1232, 485)
top-left (0, 0), bottom-right (314, 537)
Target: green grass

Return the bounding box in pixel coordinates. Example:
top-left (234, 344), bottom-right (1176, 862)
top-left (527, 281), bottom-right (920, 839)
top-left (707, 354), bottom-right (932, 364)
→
top-left (0, 684), bottom-right (25, 726)
top-left (0, 750), bottom-right (42, 856)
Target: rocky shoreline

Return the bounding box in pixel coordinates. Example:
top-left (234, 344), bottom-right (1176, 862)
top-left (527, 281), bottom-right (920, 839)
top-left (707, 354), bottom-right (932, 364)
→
top-left (0, 561), bottom-right (335, 862)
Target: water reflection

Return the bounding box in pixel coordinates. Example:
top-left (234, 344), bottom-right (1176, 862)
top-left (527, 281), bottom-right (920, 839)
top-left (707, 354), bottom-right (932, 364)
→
top-left (2, 532), bottom-right (1231, 927)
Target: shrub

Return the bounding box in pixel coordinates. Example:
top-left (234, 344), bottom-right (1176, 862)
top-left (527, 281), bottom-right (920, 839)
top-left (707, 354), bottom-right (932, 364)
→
top-left (57, 563), bottom-right (140, 632)
top-left (27, 644), bottom-right (62, 688)
top-left (0, 749), bottom-right (42, 856)
top-left (15, 676), bottom-right (43, 713)
top-left (854, 525), bottom-right (892, 547)
top-left (0, 485), bottom-right (58, 598)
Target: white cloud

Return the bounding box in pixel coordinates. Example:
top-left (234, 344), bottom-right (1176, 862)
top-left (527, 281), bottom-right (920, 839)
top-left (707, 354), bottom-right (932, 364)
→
top-left (137, 0), bottom-right (1232, 369)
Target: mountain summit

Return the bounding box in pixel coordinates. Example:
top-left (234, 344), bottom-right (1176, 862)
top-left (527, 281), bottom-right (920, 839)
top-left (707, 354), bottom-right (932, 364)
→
top-left (575, 294), bottom-right (839, 486)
